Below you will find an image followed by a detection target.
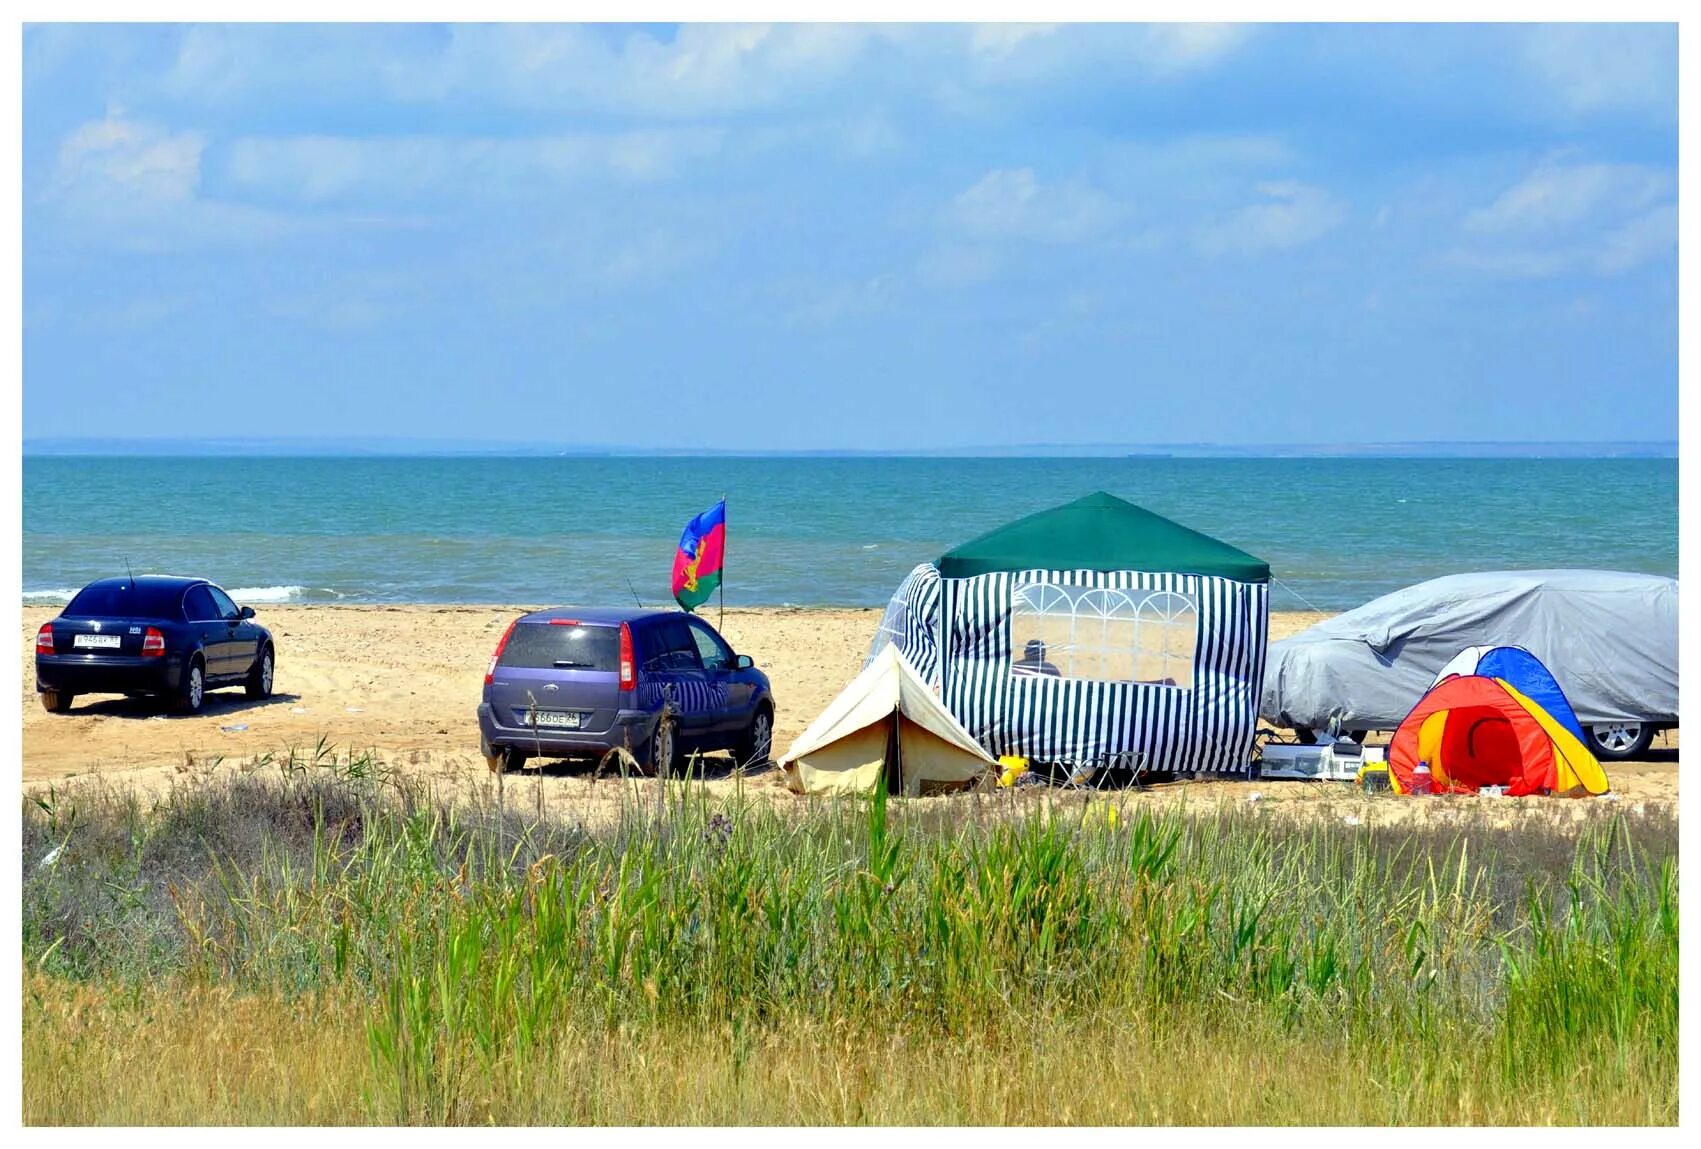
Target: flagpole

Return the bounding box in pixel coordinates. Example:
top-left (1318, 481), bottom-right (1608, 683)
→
top-left (718, 494), bottom-right (726, 632)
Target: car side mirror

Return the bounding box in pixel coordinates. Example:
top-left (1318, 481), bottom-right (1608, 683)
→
top-left (733, 654), bottom-right (754, 670)
top-left (239, 606), bottom-right (256, 619)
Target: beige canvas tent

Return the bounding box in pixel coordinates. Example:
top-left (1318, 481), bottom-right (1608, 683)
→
top-left (780, 645), bottom-right (997, 796)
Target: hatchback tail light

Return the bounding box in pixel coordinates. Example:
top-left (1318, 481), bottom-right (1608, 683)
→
top-left (485, 619), bottom-right (517, 685)
top-left (35, 624), bottom-right (53, 654)
top-left (618, 623), bottom-right (636, 691)
top-left (142, 628), bottom-right (166, 657)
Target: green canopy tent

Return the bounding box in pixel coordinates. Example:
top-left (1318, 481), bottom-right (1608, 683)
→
top-left (869, 492), bottom-right (1271, 777)
top-left (937, 491), bottom-right (1271, 583)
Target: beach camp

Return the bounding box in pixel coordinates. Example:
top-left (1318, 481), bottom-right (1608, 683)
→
top-left (1387, 646), bottom-right (1610, 797)
top-left (866, 491), bottom-right (1271, 777)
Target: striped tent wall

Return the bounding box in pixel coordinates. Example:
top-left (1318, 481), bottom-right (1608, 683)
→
top-left (864, 563), bottom-right (944, 687)
top-left (935, 569), bottom-right (1269, 775)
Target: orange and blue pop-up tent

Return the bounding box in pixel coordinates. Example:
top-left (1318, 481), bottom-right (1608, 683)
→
top-left (1388, 673), bottom-right (1609, 797)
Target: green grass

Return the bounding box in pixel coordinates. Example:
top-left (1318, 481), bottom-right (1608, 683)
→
top-left (20, 753), bottom-right (1679, 1124)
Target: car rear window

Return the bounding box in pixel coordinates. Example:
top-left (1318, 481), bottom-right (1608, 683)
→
top-left (64, 583), bottom-right (186, 621)
top-left (498, 622), bottom-right (620, 671)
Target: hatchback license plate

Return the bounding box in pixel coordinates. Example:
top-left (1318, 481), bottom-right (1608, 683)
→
top-left (73, 634), bottom-right (121, 649)
top-left (532, 710), bottom-right (582, 729)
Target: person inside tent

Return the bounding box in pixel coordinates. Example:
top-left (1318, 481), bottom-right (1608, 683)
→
top-left (1014, 639), bottom-right (1062, 678)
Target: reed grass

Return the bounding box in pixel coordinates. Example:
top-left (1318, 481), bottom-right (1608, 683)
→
top-left (20, 752), bottom-right (1678, 1125)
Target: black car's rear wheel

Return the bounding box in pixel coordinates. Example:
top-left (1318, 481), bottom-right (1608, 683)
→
top-left (177, 659), bottom-right (205, 715)
top-left (39, 689), bottom-right (73, 714)
top-left (246, 645), bottom-right (274, 699)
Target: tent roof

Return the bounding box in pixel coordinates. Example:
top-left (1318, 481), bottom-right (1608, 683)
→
top-left (936, 491), bottom-right (1270, 583)
top-left (779, 644), bottom-right (996, 770)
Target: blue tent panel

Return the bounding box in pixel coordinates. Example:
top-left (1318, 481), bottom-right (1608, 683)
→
top-left (1476, 646), bottom-right (1588, 743)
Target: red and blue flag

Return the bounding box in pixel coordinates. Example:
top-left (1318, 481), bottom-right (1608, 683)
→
top-left (671, 500), bottom-right (726, 612)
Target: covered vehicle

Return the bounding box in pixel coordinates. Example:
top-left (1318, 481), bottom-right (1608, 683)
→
top-left (1261, 570), bottom-right (1677, 760)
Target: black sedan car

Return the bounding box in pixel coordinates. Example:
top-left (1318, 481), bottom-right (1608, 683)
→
top-left (34, 576), bottom-right (275, 715)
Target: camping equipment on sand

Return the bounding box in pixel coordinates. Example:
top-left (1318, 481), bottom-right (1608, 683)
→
top-left (868, 491), bottom-right (1270, 776)
top-left (1387, 653), bottom-right (1609, 797)
top-left (779, 645), bottom-right (997, 796)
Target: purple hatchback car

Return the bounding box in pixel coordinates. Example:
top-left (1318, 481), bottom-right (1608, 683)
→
top-left (476, 606), bottom-right (774, 773)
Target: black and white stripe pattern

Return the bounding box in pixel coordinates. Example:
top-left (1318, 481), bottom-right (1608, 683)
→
top-left (915, 568), bottom-right (1267, 776)
top-left (865, 563), bottom-right (943, 687)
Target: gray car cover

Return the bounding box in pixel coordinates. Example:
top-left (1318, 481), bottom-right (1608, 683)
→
top-left (1261, 570), bottom-right (1678, 732)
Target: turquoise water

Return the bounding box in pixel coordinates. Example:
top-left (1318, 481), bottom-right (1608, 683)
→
top-left (22, 456), bottom-right (1677, 611)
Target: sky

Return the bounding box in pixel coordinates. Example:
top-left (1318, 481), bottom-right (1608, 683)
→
top-left (21, 22), bottom-right (1679, 450)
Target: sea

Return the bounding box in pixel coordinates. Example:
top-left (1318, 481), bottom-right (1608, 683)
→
top-left (22, 456), bottom-right (1678, 613)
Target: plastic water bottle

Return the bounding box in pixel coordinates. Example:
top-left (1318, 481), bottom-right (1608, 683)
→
top-left (1412, 760), bottom-right (1434, 796)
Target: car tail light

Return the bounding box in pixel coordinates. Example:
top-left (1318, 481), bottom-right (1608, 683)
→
top-left (485, 619), bottom-right (518, 685)
top-left (35, 624), bottom-right (53, 654)
top-left (142, 628), bottom-right (166, 657)
top-left (548, 618), bottom-right (581, 626)
top-left (619, 623), bottom-right (636, 691)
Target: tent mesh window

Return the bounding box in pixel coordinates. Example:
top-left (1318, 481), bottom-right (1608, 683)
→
top-left (1010, 581), bottom-right (1198, 688)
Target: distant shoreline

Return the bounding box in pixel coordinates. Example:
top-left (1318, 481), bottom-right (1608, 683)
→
top-left (21, 440), bottom-right (1679, 460)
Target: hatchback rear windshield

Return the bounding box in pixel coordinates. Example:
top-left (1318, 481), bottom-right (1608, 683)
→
top-left (498, 622), bottom-right (620, 671)
top-left (64, 583), bottom-right (186, 621)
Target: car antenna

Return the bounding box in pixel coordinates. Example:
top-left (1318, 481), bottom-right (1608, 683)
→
top-left (626, 578), bottom-right (645, 609)
top-left (124, 557), bottom-right (135, 586)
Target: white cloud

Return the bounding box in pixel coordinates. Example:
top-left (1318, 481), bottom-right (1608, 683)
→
top-left (951, 168), bottom-right (1122, 243)
top-left (153, 23), bottom-right (1248, 122)
top-left (789, 274), bottom-right (902, 326)
top-left (1518, 25), bottom-right (1676, 117)
top-left (223, 129), bottom-right (726, 203)
top-left (44, 108), bottom-right (303, 250)
top-left (1139, 23), bottom-right (1252, 75)
top-left (54, 107), bottom-right (204, 205)
top-left (1464, 156), bottom-right (1670, 235)
top-left (916, 244), bottom-right (1001, 288)
top-left (1594, 204), bottom-right (1678, 276)
top-left (1194, 181), bottom-right (1347, 256)
top-left (968, 24), bottom-right (1059, 62)
top-left (1447, 155), bottom-right (1676, 279)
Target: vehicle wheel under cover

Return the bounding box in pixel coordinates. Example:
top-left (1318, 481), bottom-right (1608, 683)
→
top-left (1586, 722), bottom-right (1654, 761)
top-left (177, 660), bottom-right (205, 715)
top-left (739, 707), bottom-right (774, 767)
top-left (40, 690), bottom-right (73, 714)
top-left (246, 645), bottom-right (274, 699)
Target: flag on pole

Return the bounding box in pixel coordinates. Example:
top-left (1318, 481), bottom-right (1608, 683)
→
top-left (671, 499), bottom-right (726, 612)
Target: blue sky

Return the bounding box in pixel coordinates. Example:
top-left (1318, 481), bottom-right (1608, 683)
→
top-left (22, 23), bottom-right (1678, 449)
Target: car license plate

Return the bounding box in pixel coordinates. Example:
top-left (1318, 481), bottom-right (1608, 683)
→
top-left (73, 634), bottom-right (121, 649)
top-left (532, 710), bottom-right (582, 729)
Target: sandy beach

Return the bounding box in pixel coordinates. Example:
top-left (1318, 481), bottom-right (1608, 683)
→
top-left (19, 604), bottom-right (1677, 817)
